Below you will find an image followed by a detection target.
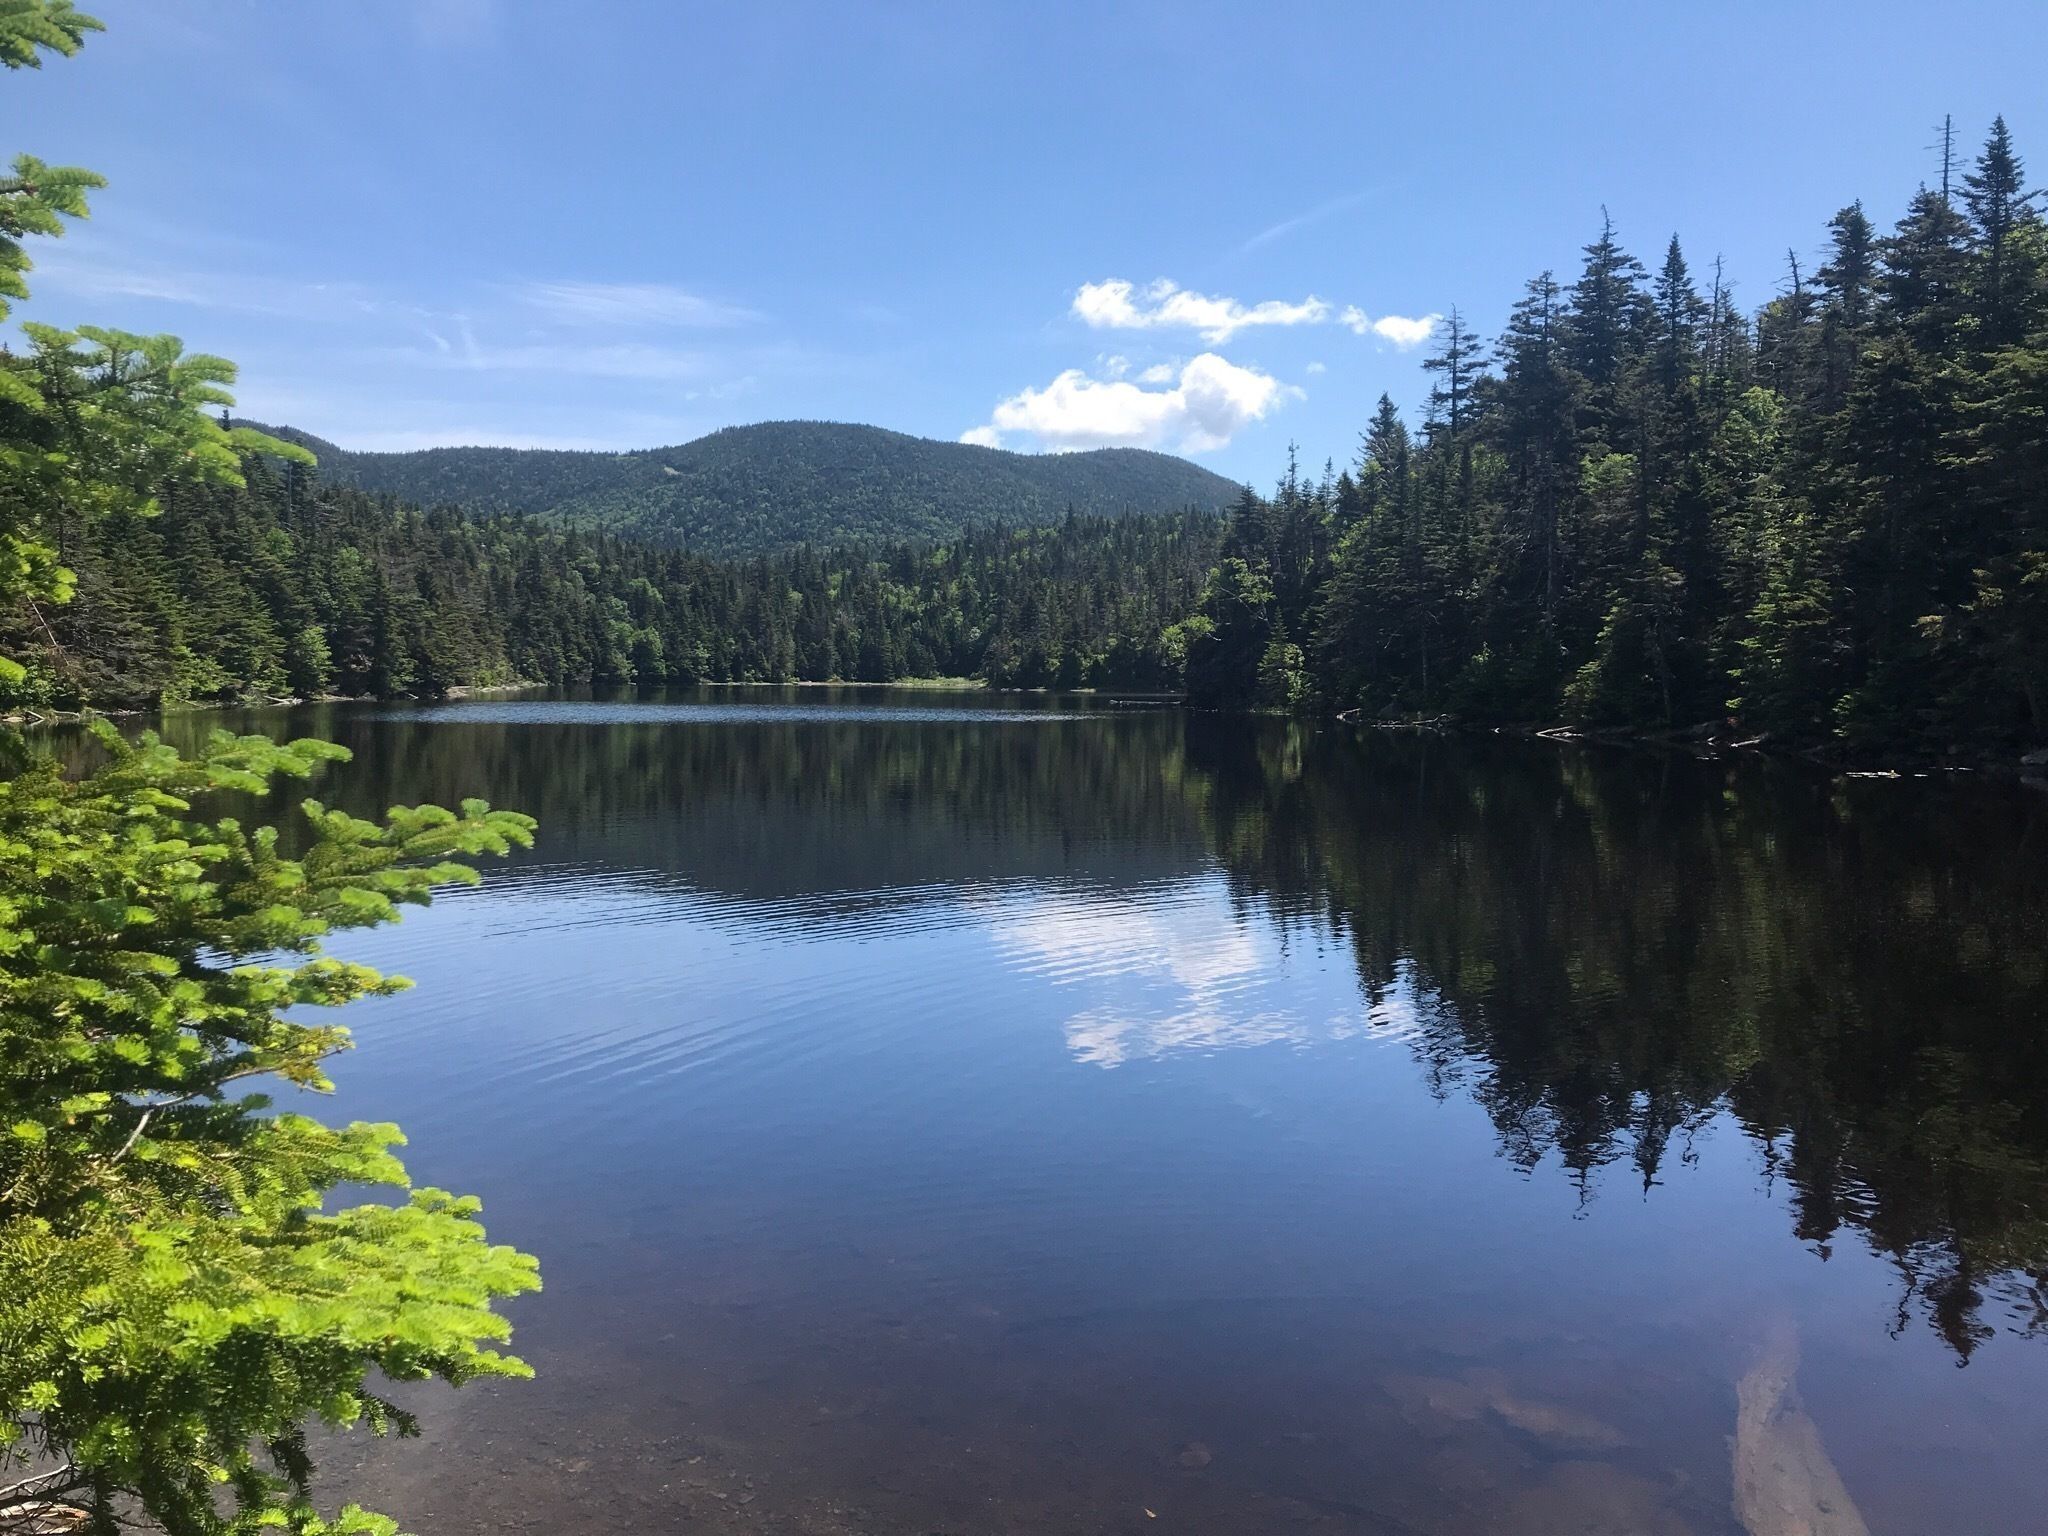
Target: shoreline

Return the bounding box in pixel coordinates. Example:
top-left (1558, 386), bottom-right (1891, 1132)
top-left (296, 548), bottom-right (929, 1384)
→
top-left (1333, 712), bottom-right (2046, 781)
top-left (1, 680), bottom-right (548, 727)
top-left (9, 684), bottom-right (2038, 780)
top-left (691, 676), bottom-right (989, 691)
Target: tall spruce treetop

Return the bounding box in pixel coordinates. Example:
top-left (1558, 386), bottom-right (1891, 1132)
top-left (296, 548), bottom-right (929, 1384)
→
top-left (1881, 185), bottom-right (1975, 344)
top-left (1421, 307), bottom-right (1489, 441)
top-left (1962, 116), bottom-right (2041, 345)
top-left (1652, 236), bottom-right (1706, 394)
top-left (1819, 204), bottom-right (1878, 328)
top-left (1963, 116), bottom-right (2028, 249)
top-left (1566, 211), bottom-right (1651, 443)
top-left (1358, 394), bottom-right (1414, 532)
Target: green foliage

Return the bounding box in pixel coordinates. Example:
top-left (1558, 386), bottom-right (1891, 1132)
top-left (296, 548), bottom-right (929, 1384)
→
top-left (0, 325), bottom-right (309, 692)
top-left (0, 726), bottom-right (538, 1534)
top-left (0, 0), bottom-right (99, 69)
top-left (1, 14), bottom-right (541, 1531)
top-left (1183, 556), bottom-right (1277, 708)
top-left (0, 153), bottom-right (102, 326)
top-left (243, 418), bottom-right (1241, 558)
top-left (1255, 632), bottom-right (1307, 709)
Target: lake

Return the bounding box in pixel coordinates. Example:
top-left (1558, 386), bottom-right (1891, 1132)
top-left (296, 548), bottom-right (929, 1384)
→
top-left (140, 691), bottom-right (2048, 1534)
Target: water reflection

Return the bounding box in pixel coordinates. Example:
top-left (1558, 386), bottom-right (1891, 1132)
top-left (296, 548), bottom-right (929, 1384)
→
top-left (128, 694), bottom-right (2048, 1354)
top-left (65, 691), bottom-right (2048, 1533)
top-left (986, 886), bottom-right (1378, 1066)
top-left (1181, 723), bottom-right (2048, 1363)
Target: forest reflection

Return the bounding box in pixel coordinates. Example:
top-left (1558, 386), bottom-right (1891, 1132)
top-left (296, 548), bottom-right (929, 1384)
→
top-left (139, 696), bottom-right (2048, 1360)
top-left (1189, 722), bottom-right (2048, 1362)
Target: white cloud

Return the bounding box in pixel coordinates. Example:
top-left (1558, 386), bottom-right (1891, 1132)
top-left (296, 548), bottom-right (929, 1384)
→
top-left (1341, 306), bottom-right (1440, 349)
top-left (1074, 277), bottom-right (1331, 344)
top-left (1137, 361), bottom-right (1178, 384)
top-left (1304, 360), bottom-right (1327, 375)
top-left (1372, 314), bottom-right (1440, 348)
top-left (510, 279), bottom-right (760, 328)
top-left (965, 351), bottom-right (1294, 454)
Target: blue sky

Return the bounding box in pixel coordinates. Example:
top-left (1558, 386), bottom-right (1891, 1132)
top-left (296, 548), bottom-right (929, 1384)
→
top-left (13, 0), bottom-right (2048, 482)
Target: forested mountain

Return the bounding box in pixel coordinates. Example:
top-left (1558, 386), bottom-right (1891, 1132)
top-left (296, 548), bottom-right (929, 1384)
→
top-left (237, 418), bottom-right (1242, 555)
top-left (1183, 118), bottom-right (2048, 756)
top-left (0, 453), bottom-right (1221, 709)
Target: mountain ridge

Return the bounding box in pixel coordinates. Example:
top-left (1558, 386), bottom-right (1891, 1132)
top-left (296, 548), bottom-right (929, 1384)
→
top-left (234, 418), bottom-right (1243, 556)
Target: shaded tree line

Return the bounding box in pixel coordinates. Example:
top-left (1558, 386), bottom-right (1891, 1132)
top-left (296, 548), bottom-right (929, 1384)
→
top-left (1189, 119), bottom-right (2048, 754)
top-left (1, 452), bottom-right (1221, 709)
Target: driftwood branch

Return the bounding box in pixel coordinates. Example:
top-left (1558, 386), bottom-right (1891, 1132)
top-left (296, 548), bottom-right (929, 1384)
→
top-left (0, 1461), bottom-right (89, 1534)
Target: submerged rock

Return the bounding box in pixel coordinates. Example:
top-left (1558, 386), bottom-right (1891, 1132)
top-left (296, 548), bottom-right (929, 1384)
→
top-left (1478, 1376), bottom-right (1628, 1453)
top-left (1383, 1369), bottom-right (1626, 1453)
top-left (1731, 1326), bottom-right (1870, 1536)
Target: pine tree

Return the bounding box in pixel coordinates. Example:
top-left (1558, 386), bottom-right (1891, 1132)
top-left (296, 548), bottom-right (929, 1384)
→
top-left (1815, 203), bottom-right (1877, 410)
top-left (1566, 210), bottom-right (1651, 447)
top-left (1961, 116), bottom-right (2038, 346)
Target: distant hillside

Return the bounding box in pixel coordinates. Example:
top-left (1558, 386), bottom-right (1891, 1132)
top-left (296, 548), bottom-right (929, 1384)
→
top-left (236, 419), bottom-right (1243, 555)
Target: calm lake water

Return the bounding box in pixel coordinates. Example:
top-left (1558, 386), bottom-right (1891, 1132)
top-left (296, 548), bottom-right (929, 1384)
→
top-left (140, 692), bottom-right (2048, 1534)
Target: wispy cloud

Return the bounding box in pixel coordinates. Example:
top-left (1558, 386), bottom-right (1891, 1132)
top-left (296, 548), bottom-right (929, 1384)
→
top-left (508, 279), bottom-right (762, 329)
top-left (33, 248), bottom-right (769, 345)
top-left (17, 221), bottom-right (817, 451)
top-left (412, 0), bottom-right (496, 46)
top-left (963, 351), bottom-right (1296, 454)
top-left (27, 247), bottom-right (385, 321)
top-left (404, 334), bottom-right (721, 381)
top-left (239, 376), bottom-right (731, 453)
top-left (1341, 306), bottom-right (1440, 349)
top-left (1238, 189), bottom-right (1373, 254)
top-left (1073, 278), bottom-right (1331, 345)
